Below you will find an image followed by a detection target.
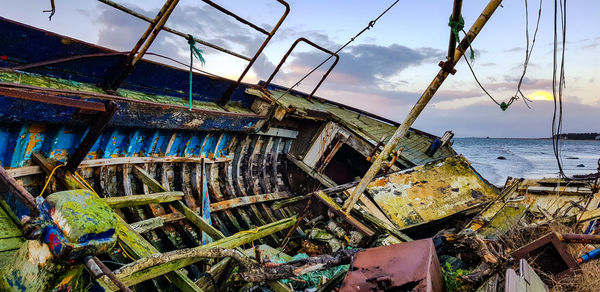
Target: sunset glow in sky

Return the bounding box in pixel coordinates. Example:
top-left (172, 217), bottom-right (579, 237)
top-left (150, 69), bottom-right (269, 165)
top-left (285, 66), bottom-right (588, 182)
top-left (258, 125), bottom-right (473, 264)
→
top-left (3, 0), bottom-right (599, 137)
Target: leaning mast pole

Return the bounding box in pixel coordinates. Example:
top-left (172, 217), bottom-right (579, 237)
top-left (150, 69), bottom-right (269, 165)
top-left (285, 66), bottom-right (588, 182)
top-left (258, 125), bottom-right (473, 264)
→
top-left (343, 0), bottom-right (504, 213)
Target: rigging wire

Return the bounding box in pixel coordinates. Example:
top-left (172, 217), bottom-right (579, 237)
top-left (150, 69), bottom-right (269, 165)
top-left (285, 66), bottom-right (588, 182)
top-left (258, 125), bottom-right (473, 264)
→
top-left (552, 0), bottom-right (567, 177)
top-left (274, 0), bottom-right (401, 101)
top-left (460, 0), bottom-right (542, 111)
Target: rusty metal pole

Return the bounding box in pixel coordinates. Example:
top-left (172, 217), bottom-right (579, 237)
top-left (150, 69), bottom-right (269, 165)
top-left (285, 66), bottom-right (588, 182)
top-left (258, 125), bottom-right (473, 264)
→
top-left (105, 0), bottom-right (179, 91)
top-left (217, 0), bottom-right (290, 106)
top-left (342, 0), bottom-right (503, 213)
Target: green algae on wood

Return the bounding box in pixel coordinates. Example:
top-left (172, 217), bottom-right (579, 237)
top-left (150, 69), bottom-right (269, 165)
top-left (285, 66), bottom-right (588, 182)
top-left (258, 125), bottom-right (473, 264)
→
top-left (106, 216), bottom-right (297, 288)
top-left (46, 189), bottom-right (118, 243)
top-left (103, 192), bottom-right (184, 209)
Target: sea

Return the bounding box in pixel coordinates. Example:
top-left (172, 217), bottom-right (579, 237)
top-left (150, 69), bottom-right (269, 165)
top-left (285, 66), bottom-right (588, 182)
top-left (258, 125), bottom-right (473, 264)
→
top-left (452, 138), bottom-right (600, 186)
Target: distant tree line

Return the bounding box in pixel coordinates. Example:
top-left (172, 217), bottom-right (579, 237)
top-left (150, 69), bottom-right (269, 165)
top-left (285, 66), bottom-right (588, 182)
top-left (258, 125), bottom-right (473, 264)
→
top-left (553, 133), bottom-right (600, 140)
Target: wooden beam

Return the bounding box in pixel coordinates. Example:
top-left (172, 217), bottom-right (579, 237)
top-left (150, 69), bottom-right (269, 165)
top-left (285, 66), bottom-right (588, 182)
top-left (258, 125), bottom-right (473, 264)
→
top-left (131, 165), bottom-right (225, 241)
top-left (65, 101), bottom-right (118, 173)
top-left (103, 192), bottom-right (184, 209)
top-left (108, 217), bottom-right (297, 287)
top-left (210, 192), bottom-right (291, 212)
top-left (343, 0), bottom-right (504, 213)
top-left (313, 191), bottom-right (374, 237)
top-left (4, 157), bottom-right (230, 178)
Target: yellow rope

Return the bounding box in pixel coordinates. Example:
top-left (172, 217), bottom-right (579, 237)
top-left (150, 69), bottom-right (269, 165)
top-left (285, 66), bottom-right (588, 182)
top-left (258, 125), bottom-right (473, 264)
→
top-left (39, 164), bottom-right (64, 197)
top-left (234, 226), bottom-right (260, 249)
top-left (73, 171), bottom-right (100, 198)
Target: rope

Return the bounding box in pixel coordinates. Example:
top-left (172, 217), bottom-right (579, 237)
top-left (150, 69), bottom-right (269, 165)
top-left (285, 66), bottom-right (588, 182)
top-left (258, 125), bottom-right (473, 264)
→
top-left (74, 172), bottom-right (100, 198)
top-left (552, 0), bottom-right (567, 178)
top-left (234, 226), bottom-right (260, 249)
top-left (187, 35), bottom-right (206, 111)
top-left (448, 15), bottom-right (474, 61)
top-left (275, 0), bottom-right (401, 101)
top-left (39, 164), bottom-right (63, 197)
top-left (451, 7), bottom-right (544, 111)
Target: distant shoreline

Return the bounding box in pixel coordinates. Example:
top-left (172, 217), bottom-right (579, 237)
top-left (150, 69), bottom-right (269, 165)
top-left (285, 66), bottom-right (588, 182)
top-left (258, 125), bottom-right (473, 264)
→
top-left (455, 137), bottom-right (600, 141)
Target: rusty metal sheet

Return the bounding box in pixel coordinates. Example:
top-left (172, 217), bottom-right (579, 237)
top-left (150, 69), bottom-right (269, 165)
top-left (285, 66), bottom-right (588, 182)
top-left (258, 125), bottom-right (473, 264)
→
top-left (511, 232), bottom-right (578, 278)
top-left (340, 238), bottom-right (443, 292)
top-left (362, 155), bottom-right (498, 229)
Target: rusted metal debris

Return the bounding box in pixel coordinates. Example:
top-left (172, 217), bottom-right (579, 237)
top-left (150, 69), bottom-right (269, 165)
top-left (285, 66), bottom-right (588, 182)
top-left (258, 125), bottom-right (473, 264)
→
top-left (340, 239), bottom-right (443, 292)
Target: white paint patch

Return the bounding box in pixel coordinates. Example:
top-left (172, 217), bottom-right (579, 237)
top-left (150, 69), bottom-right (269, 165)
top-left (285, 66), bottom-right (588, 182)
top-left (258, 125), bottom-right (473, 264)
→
top-left (27, 240), bottom-right (52, 267)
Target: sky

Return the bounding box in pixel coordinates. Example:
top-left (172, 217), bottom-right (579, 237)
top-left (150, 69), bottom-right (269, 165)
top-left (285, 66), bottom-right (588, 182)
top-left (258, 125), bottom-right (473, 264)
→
top-left (2, 0), bottom-right (599, 137)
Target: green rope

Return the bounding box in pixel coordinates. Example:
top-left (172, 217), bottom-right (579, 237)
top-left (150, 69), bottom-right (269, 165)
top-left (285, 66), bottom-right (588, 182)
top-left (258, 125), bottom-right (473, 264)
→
top-left (448, 15), bottom-right (475, 61)
top-left (187, 35), bottom-right (206, 111)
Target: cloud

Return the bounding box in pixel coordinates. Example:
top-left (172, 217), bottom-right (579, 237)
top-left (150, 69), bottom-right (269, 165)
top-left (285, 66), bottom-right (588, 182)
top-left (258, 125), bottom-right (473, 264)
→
top-left (414, 99), bottom-right (600, 138)
top-left (504, 47), bottom-right (525, 53)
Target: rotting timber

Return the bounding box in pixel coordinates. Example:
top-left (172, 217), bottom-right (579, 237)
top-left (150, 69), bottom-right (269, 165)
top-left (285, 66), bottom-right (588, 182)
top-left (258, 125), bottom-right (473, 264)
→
top-left (2, 1), bottom-right (599, 291)
top-left (0, 12), bottom-right (458, 290)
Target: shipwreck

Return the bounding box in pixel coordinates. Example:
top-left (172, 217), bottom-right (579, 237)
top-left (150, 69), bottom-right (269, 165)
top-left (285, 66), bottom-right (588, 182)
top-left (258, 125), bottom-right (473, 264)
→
top-left (1, 0), bottom-right (599, 291)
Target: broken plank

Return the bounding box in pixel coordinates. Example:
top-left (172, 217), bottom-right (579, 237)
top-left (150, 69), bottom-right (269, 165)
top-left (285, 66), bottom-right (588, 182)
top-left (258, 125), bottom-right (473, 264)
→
top-left (103, 192), bottom-right (184, 209)
top-left (313, 191), bottom-right (375, 237)
top-left (109, 217), bottom-right (297, 287)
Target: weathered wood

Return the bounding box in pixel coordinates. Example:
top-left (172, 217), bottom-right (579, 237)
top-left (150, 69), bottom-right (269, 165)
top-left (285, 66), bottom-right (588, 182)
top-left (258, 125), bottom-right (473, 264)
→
top-left (32, 154), bottom-right (201, 292)
top-left (0, 237), bottom-right (24, 252)
top-left (103, 192), bottom-right (184, 209)
top-left (108, 217), bottom-right (297, 287)
top-left (286, 153), bottom-right (336, 188)
top-left (5, 166), bottom-right (41, 178)
top-left (130, 217), bottom-right (165, 234)
top-left (4, 157), bottom-right (230, 178)
top-left (343, 0), bottom-right (504, 213)
top-left (65, 101), bottom-right (118, 172)
top-left (0, 164), bottom-right (39, 217)
top-left (313, 191), bottom-right (375, 237)
top-left (195, 258), bottom-right (232, 291)
top-left (132, 165), bottom-right (224, 241)
top-left (210, 192), bottom-right (291, 212)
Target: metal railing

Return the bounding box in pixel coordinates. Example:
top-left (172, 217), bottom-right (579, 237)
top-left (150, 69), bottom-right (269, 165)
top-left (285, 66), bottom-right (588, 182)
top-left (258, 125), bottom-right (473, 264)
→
top-left (262, 38), bottom-right (339, 101)
top-left (98, 0), bottom-right (290, 100)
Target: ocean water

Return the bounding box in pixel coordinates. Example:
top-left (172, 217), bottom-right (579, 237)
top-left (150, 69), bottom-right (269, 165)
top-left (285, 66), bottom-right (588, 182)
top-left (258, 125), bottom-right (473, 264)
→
top-left (452, 138), bottom-right (600, 186)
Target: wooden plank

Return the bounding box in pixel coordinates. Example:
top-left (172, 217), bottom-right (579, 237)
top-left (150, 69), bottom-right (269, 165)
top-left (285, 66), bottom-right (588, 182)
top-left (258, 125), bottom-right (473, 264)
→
top-left (313, 191), bottom-right (375, 237)
top-left (131, 165), bottom-right (225, 241)
top-left (5, 166), bottom-right (42, 178)
top-left (210, 192), bottom-right (291, 212)
top-left (103, 192), bottom-right (184, 209)
top-left (4, 157), bottom-right (231, 178)
top-left (130, 217), bottom-right (165, 234)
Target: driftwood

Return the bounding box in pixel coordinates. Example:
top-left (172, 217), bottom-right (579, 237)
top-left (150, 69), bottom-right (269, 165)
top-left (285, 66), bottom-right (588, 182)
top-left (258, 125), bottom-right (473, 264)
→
top-left (112, 247), bottom-right (357, 284)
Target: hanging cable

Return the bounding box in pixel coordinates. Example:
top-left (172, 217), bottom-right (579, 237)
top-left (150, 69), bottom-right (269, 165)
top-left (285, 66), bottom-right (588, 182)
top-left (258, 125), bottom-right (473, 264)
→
top-left (512, 0), bottom-right (543, 108)
top-left (551, 0), bottom-right (567, 177)
top-left (274, 0), bottom-right (401, 101)
top-left (458, 0), bottom-right (542, 111)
